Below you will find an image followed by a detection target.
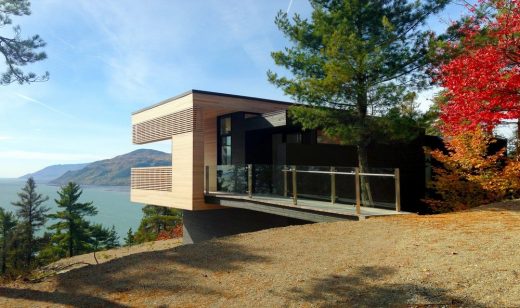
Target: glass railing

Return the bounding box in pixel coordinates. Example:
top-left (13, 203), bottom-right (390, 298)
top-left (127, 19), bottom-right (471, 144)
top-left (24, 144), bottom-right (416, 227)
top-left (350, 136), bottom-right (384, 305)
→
top-left (204, 164), bottom-right (401, 213)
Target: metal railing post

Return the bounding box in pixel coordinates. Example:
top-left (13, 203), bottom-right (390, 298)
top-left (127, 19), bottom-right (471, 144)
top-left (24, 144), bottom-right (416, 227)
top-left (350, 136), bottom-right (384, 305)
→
top-left (283, 165), bottom-right (288, 197)
top-left (205, 166), bottom-right (209, 195)
top-left (247, 164), bottom-right (253, 198)
top-left (395, 168), bottom-right (401, 212)
top-left (355, 167), bottom-right (361, 215)
top-left (331, 166), bottom-right (336, 204)
top-left (292, 165), bottom-right (297, 205)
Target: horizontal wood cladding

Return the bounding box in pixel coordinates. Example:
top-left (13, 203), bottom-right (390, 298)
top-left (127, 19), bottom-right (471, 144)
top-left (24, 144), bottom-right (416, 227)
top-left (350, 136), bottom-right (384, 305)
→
top-left (131, 167), bottom-right (172, 191)
top-left (193, 92), bottom-right (290, 114)
top-left (131, 189), bottom-right (180, 209)
top-left (132, 107), bottom-right (202, 144)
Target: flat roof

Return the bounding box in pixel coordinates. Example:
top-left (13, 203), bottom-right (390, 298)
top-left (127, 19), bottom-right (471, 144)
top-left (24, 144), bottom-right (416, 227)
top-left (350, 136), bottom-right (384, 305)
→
top-left (132, 89), bottom-right (295, 115)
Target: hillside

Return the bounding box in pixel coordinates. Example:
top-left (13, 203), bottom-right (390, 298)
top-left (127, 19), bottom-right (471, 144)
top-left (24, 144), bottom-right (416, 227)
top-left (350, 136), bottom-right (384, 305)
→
top-left (19, 163), bottom-right (90, 183)
top-left (2, 201), bottom-right (520, 306)
top-left (50, 149), bottom-right (171, 186)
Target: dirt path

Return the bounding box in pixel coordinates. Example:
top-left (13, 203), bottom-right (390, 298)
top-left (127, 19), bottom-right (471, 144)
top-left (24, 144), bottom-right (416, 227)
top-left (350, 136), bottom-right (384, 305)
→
top-left (2, 201), bottom-right (520, 307)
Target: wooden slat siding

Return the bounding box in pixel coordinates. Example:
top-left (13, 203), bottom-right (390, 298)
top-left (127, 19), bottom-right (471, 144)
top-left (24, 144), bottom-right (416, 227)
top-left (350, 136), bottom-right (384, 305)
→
top-left (131, 167), bottom-right (172, 191)
top-left (192, 129), bottom-right (206, 208)
top-left (203, 111), bottom-right (218, 191)
top-left (171, 132), bottom-right (195, 209)
top-left (130, 91), bottom-right (293, 211)
top-left (193, 92), bottom-right (290, 114)
top-left (132, 107), bottom-right (202, 145)
top-left (132, 93), bottom-right (193, 124)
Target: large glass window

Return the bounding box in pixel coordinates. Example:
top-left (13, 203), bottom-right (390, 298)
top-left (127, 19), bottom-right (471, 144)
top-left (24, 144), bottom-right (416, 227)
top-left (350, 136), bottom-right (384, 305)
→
top-left (218, 116), bottom-right (232, 165)
top-left (220, 135), bottom-right (232, 165)
top-left (220, 117), bottom-right (231, 135)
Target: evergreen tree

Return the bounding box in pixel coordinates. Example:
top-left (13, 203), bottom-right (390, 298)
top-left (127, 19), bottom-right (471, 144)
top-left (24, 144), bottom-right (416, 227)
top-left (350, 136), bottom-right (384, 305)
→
top-left (134, 205), bottom-right (182, 243)
top-left (11, 177), bottom-right (49, 268)
top-left (268, 0), bottom-right (449, 204)
top-left (90, 224), bottom-right (120, 251)
top-left (124, 228), bottom-right (135, 246)
top-left (0, 0), bottom-right (48, 84)
top-left (48, 182), bottom-right (97, 257)
top-left (0, 208), bottom-right (17, 275)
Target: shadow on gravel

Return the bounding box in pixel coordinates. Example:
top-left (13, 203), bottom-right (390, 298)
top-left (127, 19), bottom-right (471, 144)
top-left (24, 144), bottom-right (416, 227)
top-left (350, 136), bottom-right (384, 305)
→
top-left (41, 241), bottom-right (270, 305)
top-left (0, 287), bottom-right (128, 307)
top-left (289, 266), bottom-right (484, 307)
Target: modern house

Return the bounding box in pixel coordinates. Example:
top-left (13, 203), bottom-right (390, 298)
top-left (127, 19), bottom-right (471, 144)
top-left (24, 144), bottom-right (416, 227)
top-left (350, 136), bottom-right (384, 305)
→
top-left (131, 90), bottom-right (431, 243)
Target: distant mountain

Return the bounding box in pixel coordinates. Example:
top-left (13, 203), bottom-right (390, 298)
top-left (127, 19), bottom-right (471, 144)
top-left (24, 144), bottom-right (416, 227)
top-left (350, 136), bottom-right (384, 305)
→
top-left (20, 163), bottom-right (90, 183)
top-left (51, 149), bottom-right (171, 186)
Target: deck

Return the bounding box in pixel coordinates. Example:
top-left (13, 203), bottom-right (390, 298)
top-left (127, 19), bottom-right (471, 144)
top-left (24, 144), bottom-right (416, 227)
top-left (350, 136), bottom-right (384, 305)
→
top-left (205, 192), bottom-right (412, 222)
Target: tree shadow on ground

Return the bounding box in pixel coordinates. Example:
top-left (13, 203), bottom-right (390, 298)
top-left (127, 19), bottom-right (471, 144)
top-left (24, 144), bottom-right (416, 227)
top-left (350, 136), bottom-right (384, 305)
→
top-left (0, 287), bottom-right (128, 307)
top-left (0, 240), bottom-right (270, 307)
top-left (288, 266), bottom-right (484, 307)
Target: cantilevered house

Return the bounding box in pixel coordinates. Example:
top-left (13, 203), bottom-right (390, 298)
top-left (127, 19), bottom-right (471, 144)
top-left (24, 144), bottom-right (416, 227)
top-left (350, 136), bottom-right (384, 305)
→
top-left (131, 90), bottom-right (429, 243)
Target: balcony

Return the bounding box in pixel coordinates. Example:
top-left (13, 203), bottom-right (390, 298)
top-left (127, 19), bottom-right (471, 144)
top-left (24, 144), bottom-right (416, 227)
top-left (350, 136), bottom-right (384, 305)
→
top-left (204, 164), bottom-right (408, 221)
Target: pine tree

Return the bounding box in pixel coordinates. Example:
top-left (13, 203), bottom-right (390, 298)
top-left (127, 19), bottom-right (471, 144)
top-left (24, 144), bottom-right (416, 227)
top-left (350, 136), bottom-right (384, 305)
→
top-left (102, 225), bottom-right (120, 249)
top-left (0, 0), bottom-right (48, 84)
top-left (133, 205), bottom-right (182, 243)
top-left (124, 228), bottom-right (135, 246)
top-left (0, 207), bottom-right (17, 275)
top-left (48, 182), bottom-right (97, 257)
top-left (11, 177), bottom-right (49, 268)
top-left (90, 224), bottom-right (120, 251)
top-left (268, 0), bottom-right (449, 204)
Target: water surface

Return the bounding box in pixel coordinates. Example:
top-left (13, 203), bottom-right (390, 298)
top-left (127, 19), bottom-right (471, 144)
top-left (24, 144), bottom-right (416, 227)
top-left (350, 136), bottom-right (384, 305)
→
top-left (0, 178), bottom-right (143, 240)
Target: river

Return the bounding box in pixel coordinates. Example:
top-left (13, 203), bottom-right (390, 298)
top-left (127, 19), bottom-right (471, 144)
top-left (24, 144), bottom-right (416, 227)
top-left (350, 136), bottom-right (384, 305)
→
top-left (0, 178), bottom-right (143, 242)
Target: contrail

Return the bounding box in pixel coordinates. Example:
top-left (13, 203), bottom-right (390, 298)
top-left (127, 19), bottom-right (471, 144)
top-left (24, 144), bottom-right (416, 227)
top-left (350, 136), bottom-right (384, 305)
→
top-left (15, 93), bottom-right (77, 120)
top-left (287, 0), bottom-right (294, 14)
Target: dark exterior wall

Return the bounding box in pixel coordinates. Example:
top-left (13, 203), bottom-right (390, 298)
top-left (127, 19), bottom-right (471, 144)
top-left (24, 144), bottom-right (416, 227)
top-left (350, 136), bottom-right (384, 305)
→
top-left (182, 208), bottom-right (310, 244)
top-left (219, 111), bottom-right (442, 213)
top-left (279, 138), bottom-right (427, 213)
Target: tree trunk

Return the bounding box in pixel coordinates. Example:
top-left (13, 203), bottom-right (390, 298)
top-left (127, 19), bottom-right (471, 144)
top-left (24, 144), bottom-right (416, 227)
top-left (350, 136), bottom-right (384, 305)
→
top-left (355, 77), bottom-right (374, 207)
top-left (357, 144), bottom-right (374, 206)
top-left (26, 224), bottom-right (32, 268)
top-left (515, 118), bottom-right (520, 160)
top-left (1, 232), bottom-right (6, 275)
top-left (69, 220), bottom-right (74, 257)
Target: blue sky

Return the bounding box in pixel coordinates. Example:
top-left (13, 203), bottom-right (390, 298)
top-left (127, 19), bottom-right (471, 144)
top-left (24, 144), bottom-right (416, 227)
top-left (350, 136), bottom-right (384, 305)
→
top-left (0, 0), bottom-right (469, 178)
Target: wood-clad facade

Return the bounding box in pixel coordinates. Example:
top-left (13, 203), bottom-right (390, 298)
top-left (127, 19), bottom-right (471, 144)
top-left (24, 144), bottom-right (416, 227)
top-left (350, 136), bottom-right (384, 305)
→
top-left (130, 90), bottom-right (291, 211)
top-left (131, 89), bottom-right (445, 213)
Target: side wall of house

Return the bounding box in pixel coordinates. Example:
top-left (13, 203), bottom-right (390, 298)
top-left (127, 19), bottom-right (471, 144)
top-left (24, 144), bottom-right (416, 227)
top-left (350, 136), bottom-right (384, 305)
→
top-left (132, 92), bottom-right (290, 211)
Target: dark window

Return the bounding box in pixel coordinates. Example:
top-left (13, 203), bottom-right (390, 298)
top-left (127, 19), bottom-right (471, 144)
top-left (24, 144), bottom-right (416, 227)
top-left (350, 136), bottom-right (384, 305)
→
top-left (221, 135), bottom-right (232, 165)
top-left (220, 117), bottom-right (231, 135)
top-left (218, 115), bottom-right (232, 165)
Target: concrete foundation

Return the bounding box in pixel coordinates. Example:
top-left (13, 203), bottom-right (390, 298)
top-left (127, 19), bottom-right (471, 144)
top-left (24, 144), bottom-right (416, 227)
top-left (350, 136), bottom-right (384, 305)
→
top-left (182, 208), bottom-right (310, 244)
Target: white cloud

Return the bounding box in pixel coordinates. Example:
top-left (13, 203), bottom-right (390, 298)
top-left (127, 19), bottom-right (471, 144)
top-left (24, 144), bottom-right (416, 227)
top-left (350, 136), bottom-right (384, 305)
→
top-left (14, 93), bottom-right (77, 119)
top-left (0, 135), bottom-right (12, 141)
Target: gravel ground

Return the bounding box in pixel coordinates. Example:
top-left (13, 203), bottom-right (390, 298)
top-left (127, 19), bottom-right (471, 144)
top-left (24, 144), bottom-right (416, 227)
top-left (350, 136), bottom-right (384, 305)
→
top-left (2, 201), bottom-right (520, 307)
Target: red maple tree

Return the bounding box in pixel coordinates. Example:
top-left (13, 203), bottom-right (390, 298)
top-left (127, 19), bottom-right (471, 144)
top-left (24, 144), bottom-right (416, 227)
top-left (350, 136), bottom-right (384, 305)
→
top-left (425, 0), bottom-right (520, 212)
top-left (437, 0), bottom-right (520, 135)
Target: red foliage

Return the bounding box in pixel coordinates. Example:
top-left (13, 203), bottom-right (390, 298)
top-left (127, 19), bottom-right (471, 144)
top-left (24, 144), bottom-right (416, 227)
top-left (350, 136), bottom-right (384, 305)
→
top-left (437, 0), bottom-right (520, 135)
top-left (156, 224), bottom-right (183, 241)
